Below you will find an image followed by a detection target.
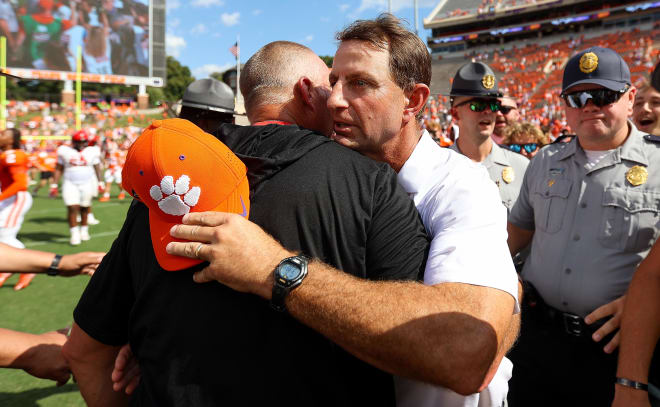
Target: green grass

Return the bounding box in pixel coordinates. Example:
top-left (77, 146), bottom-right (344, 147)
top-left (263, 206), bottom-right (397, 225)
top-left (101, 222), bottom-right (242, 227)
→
top-left (0, 185), bottom-right (131, 406)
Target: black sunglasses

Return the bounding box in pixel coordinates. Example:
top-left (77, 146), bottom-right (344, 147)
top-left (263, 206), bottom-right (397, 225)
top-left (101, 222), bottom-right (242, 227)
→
top-left (507, 143), bottom-right (538, 153)
top-left (499, 105), bottom-right (516, 114)
top-left (562, 87), bottom-right (629, 109)
top-left (454, 98), bottom-right (501, 112)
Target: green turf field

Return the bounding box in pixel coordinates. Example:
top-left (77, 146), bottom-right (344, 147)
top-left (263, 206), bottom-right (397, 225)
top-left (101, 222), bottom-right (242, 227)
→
top-left (0, 185), bottom-right (131, 406)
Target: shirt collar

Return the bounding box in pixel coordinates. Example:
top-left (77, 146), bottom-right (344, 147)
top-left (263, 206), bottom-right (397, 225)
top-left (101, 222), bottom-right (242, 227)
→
top-left (489, 142), bottom-right (511, 166)
top-left (558, 121), bottom-right (648, 166)
top-left (398, 130), bottom-right (442, 195)
top-left (619, 122), bottom-right (649, 166)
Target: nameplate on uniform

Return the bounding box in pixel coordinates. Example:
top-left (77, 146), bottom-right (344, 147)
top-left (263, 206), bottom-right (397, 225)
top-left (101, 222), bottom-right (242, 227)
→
top-left (644, 134), bottom-right (660, 143)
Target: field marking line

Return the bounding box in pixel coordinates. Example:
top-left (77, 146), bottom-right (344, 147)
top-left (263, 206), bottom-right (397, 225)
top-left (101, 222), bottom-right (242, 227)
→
top-left (24, 229), bottom-right (122, 247)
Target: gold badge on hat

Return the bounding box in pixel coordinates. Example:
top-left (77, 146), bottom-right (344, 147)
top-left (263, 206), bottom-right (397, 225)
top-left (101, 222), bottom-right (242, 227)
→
top-left (548, 179), bottom-right (555, 187)
top-left (626, 165), bottom-right (648, 186)
top-left (579, 52), bottom-right (598, 74)
top-left (502, 167), bottom-right (514, 184)
top-left (482, 74), bottom-right (495, 90)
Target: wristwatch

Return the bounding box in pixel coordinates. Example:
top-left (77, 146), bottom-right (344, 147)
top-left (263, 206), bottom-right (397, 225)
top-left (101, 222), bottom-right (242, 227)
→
top-left (270, 255), bottom-right (309, 312)
top-left (47, 254), bottom-right (63, 276)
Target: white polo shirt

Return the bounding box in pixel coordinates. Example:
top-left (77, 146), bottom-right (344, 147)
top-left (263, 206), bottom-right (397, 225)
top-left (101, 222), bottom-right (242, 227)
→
top-left (395, 131), bottom-right (519, 407)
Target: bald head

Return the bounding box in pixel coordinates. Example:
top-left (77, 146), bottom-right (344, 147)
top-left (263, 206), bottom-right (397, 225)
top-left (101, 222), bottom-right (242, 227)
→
top-left (240, 41), bottom-right (329, 120)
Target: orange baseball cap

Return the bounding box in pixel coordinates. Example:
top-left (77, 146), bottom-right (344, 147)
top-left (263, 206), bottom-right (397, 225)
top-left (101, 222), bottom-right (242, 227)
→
top-left (122, 118), bottom-right (249, 271)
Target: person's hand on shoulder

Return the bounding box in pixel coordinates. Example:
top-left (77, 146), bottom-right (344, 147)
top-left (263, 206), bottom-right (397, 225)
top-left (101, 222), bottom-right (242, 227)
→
top-left (166, 212), bottom-right (292, 299)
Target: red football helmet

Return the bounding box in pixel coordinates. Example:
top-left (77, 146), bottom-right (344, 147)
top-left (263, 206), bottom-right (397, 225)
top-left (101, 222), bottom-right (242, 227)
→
top-left (72, 130), bottom-right (90, 142)
top-left (88, 133), bottom-right (100, 146)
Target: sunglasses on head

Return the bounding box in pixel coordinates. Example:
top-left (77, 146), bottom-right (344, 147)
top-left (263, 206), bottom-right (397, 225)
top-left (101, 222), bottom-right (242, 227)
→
top-left (454, 98), bottom-right (501, 112)
top-left (562, 86), bottom-right (629, 109)
top-left (506, 143), bottom-right (538, 153)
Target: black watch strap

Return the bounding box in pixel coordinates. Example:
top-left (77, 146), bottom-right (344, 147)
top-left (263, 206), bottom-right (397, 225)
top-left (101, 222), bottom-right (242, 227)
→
top-left (47, 254), bottom-right (63, 276)
top-left (270, 255), bottom-right (309, 312)
top-left (615, 377), bottom-right (649, 391)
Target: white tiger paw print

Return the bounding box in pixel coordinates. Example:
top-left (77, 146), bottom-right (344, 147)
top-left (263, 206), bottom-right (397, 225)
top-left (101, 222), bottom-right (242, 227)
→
top-left (149, 175), bottom-right (201, 216)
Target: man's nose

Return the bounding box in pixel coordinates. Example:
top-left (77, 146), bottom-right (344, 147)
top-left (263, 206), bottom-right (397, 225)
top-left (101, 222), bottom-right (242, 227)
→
top-left (327, 82), bottom-right (348, 111)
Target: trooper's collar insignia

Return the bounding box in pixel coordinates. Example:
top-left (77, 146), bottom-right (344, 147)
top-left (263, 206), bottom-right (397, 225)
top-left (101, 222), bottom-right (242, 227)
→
top-left (579, 52), bottom-right (598, 74)
top-left (482, 74), bottom-right (495, 90)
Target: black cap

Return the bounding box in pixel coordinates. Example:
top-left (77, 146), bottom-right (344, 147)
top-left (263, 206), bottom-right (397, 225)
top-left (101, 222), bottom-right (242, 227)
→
top-left (651, 60), bottom-right (660, 92)
top-left (562, 47), bottom-right (630, 94)
top-left (182, 78), bottom-right (235, 114)
top-left (449, 62), bottom-right (501, 99)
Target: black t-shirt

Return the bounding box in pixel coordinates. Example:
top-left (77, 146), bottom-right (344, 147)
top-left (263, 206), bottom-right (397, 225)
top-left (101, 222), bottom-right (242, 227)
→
top-left (74, 124), bottom-right (429, 406)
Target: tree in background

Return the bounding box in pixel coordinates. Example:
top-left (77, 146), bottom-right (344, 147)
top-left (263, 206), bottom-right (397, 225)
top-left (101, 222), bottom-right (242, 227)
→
top-left (162, 56), bottom-right (195, 103)
top-left (320, 56), bottom-right (333, 68)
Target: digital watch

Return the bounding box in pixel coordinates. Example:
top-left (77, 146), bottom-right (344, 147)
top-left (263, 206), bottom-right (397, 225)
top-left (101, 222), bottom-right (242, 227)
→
top-left (270, 255), bottom-right (309, 312)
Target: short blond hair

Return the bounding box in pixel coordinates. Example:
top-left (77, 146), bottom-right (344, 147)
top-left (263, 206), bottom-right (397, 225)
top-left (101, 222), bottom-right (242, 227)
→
top-left (502, 122), bottom-right (549, 145)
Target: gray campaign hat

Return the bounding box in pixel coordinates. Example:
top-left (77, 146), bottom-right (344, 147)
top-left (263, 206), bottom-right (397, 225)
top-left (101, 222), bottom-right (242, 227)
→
top-left (182, 78), bottom-right (235, 114)
top-left (449, 62), bottom-right (501, 99)
top-left (562, 47), bottom-right (630, 94)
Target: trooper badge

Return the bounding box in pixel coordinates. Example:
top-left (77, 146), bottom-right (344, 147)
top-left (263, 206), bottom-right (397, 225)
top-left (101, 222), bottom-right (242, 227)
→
top-left (579, 52), bottom-right (598, 74)
top-left (482, 74), bottom-right (495, 90)
top-left (502, 167), bottom-right (514, 184)
top-left (626, 165), bottom-right (648, 186)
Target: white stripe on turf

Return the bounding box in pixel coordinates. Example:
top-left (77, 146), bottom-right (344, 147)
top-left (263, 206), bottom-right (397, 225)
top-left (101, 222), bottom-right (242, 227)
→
top-left (24, 229), bottom-right (122, 247)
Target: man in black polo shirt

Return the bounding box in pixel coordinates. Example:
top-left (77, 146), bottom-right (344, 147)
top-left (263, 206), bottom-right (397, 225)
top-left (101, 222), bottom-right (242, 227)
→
top-left (64, 41), bottom-right (428, 406)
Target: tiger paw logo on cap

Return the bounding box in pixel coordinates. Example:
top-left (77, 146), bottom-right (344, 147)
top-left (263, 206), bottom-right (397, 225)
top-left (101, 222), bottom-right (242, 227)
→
top-left (579, 52), bottom-right (598, 74)
top-left (482, 74), bottom-right (495, 90)
top-left (150, 175), bottom-right (201, 216)
top-left (122, 118), bottom-right (250, 271)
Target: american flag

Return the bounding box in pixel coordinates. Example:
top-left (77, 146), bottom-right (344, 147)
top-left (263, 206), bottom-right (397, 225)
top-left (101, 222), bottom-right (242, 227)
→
top-left (229, 42), bottom-right (239, 58)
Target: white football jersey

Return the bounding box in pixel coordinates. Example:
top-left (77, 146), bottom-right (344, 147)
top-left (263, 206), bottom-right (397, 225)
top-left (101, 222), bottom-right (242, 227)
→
top-left (57, 145), bottom-right (100, 184)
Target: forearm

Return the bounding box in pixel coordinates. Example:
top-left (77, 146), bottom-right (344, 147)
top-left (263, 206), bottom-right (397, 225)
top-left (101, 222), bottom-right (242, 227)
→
top-left (616, 268), bottom-right (660, 383)
top-left (63, 324), bottom-right (129, 407)
top-left (0, 328), bottom-right (37, 368)
top-left (0, 243), bottom-right (57, 273)
top-left (287, 259), bottom-right (514, 395)
top-left (507, 222), bottom-right (534, 256)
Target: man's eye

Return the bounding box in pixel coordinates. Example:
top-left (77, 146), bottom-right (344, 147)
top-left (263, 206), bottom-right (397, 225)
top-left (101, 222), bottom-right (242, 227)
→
top-left (354, 79), bottom-right (367, 87)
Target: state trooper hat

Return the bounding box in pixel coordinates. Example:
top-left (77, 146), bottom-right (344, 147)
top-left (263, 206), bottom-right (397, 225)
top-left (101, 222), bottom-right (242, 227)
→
top-left (562, 47), bottom-right (630, 94)
top-left (182, 78), bottom-right (235, 114)
top-left (449, 62), bottom-right (501, 99)
top-left (651, 60), bottom-right (660, 92)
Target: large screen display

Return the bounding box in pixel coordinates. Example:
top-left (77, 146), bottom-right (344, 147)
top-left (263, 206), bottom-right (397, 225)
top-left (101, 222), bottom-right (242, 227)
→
top-left (0, 0), bottom-right (164, 86)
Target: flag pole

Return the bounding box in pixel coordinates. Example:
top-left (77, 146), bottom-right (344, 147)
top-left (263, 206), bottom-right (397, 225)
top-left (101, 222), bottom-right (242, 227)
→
top-left (76, 46), bottom-right (82, 131)
top-left (1, 36), bottom-right (6, 131)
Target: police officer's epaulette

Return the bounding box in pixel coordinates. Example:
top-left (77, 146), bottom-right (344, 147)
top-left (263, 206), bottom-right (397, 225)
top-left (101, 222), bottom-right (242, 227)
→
top-left (644, 134), bottom-right (660, 143)
top-left (552, 134), bottom-right (576, 144)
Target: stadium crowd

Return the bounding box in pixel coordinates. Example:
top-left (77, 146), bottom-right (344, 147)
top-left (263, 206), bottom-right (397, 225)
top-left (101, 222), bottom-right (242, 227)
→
top-left (2, 11), bottom-right (660, 407)
top-left (0, 0), bottom-right (150, 75)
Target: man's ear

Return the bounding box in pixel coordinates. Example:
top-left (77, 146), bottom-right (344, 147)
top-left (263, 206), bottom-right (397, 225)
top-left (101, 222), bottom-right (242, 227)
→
top-left (402, 83), bottom-right (430, 123)
top-left (295, 77), bottom-right (314, 108)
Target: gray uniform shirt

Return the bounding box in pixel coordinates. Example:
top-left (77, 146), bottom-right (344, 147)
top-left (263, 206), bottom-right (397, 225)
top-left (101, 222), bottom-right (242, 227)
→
top-left (450, 141), bottom-right (529, 211)
top-left (509, 123), bottom-right (660, 317)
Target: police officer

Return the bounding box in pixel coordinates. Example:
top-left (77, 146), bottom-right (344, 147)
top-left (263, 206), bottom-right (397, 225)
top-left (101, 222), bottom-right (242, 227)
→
top-left (448, 62), bottom-right (529, 211)
top-left (179, 78), bottom-right (235, 133)
top-left (507, 46), bottom-right (660, 405)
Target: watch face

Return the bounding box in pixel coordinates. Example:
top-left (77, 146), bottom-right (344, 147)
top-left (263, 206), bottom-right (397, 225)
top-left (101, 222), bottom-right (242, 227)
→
top-left (279, 262), bottom-right (301, 280)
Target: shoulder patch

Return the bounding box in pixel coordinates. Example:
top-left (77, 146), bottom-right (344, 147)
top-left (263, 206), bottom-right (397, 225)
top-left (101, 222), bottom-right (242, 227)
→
top-left (644, 134), bottom-right (660, 143)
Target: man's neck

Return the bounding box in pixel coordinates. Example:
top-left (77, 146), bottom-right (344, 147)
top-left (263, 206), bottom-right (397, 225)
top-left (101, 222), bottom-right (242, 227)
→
top-left (456, 134), bottom-right (493, 163)
top-left (383, 125), bottom-right (424, 173)
top-left (249, 104), bottom-right (298, 126)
